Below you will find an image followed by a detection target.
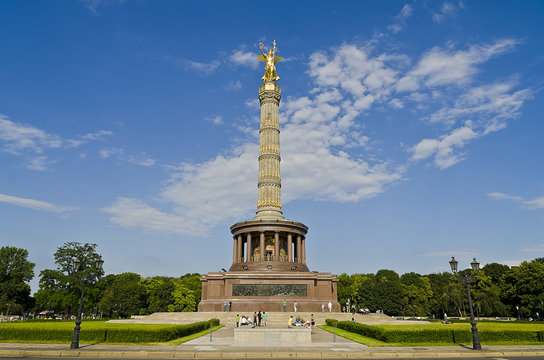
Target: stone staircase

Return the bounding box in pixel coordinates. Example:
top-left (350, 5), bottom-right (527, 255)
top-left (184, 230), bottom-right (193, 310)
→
top-left (108, 312), bottom-right (426, 326)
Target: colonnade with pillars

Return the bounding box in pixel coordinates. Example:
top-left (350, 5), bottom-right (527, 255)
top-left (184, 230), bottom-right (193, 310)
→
top-left (232, 231), bottom-right (306, 265)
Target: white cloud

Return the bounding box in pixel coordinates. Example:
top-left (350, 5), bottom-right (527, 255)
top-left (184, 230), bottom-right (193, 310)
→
top-left (388, 4), bottom-right (413, 33)
top-left (428, 81), bottom-right (532, 127)
top-left (0, 115), bottom-right (62, 155)
top-left (224, 80), bottom-right (242, 91)
top-left (103, 198), bottom-right (206, 236)
top-left (127, 156), bottom-right (156, 167)
top-left (105, 37), bottom-right (532, 235)
top-left (411, 122), bottom-right (478, 168)
top-left (163, 55), bottom-right (220, 76)
top-left (66, 130), bottom-right (113, 147)
top-left (27, 156), bottom-right (51, 171)
top-left (205, 115), bottom-right (224, 125)
top-left (432, 2), bottom-right (461, 23)
top-left (99, 147), bottom-right (124, 159)
top-left (397, 39), bottom-right (519, 91)
top-left (230, 49), bottom-right (259, 69)
top-left (0, 193), bottom-right (74, 213)
top-left (486, 192), bottom-right (544, 211)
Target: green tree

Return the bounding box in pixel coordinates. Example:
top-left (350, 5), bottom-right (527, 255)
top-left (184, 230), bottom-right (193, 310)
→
top-left (168, 280), bottom-right (197, 312)
top-left (400, 273), bottom-right (433, 316)
top-left (141, 277), bottom-right (175, 313)
top-left (34, 242), bottom-right (103, 316)
top-left (500, 260), bottom-right (544, 317)
top-left (374, 270), bottom-right (404, 315)
top-left (99, 273), bottom-right (146, 318)
top-left (0, 246), bottom-right (35, 313)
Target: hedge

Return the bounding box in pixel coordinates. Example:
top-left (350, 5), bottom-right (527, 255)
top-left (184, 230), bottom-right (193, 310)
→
top-left (0, 319), bottom-right (220, 343)
top-left (325, 320), bottom-right (544, 344)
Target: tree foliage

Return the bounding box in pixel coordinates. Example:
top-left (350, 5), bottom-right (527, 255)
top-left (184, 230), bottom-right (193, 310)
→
top-left (0, 246), bottom-right (35, 313)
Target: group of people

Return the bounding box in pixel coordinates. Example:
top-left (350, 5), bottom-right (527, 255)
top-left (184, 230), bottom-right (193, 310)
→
top-left (287, 314), bottom-right (316, 333)
top-left (236, 311), bottom-right (267, 327)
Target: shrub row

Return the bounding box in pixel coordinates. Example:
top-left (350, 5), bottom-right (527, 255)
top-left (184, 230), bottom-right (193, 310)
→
top-left (325, 320), bottom-right (544, 344)
top-left (0, 319), bottom-right (220, 343)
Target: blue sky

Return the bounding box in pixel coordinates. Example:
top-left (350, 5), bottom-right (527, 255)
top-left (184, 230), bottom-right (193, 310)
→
top-left (1, 1), bottom-right (543, 293)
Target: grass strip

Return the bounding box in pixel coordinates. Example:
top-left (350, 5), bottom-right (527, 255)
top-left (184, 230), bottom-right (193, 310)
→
top-left (165, 324), bottom-right (225, 345)
top-left (318, 325), bottom-right (391, 346)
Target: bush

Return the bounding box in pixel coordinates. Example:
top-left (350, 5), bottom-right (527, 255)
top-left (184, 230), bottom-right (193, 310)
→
top-left (328, 320), bottom-right (544, 344)
top-left (0, 319), bottom-right (220, 343)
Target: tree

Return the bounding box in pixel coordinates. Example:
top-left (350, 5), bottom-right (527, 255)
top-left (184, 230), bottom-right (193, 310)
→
top-left (168, 280), bottom-right (197, 312)
top-left (374, 270), bottom-right (404, 315)
top-left (500, 260), bottom-right (544, 317)
top-left (400, 273), bottom-right (433, 316)
top-left (0, 246), bottom-right (35, 313)
top-left (99, 273), bottom-right (146, 318)
top-left (34, 242), bottom-right (103, 316)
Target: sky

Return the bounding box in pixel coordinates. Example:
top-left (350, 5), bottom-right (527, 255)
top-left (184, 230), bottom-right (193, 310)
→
top-left (1, 0), bottom-right (543, 294)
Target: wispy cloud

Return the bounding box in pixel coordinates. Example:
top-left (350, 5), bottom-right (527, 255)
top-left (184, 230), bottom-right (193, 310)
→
top-left (99, 147), bottom-right (156, 166)
top-left (230, 49), bottom-right (259, 69)
top-left (397, 39), bottom-right (519, 91)
top-left (0, 114), bottom-right (114, 170)
top-left (105, 35), bottom-right (532, 235)
top-left (0, 115), bottom-right (62, 155)
top-left (205, 115), bottom-right (224, 125)
top-left (432, 1), bottom-right (462, 23)
top-left (487, 192), bottom-right (544, 211)
top-left (163, 55), bottom-right (220, 76)
top-left (388, 4), bottom-right (413, 33)
top-left (0, 193), bottom-right (74, 213)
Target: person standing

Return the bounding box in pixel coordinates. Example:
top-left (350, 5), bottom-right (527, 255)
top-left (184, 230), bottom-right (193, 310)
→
top-left (346, 298), bottom-right (350, 313)
top-left (294, 301), bottom-right (298, 313)
top-left (263, 312), bottom-right (267, 327)
top-left (223, 300), bottom-right (227, 312)
top-left (229, 301), bottom-right (232, 312)
top-left (321, 303), bottom-right (325, 313)
top-left (236, 314), bottom-right (240, 327)
top-left (311, 313), bottom-right (315, 333)
top-left (257, 311), bottom-right (262, 327)
top-left (328, 301), bottom-right (332, 312)
top-left (283, 299), bottom-right (286, 312)
top-left (252, 312), bottom-right (257, 328)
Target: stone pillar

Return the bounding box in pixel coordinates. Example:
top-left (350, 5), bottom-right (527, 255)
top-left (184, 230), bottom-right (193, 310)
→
top-left (296, 235), bottom-right (302, 263)
top-left (247, 233), bottom-right (252, 262)
top-left (260, 231), bottom-right (265, 262)
top-left (255, 82), bottom-right (284, 220)
top-left (302, 237), bottom-right (306, 264)
top-left (237, 234), bottom-right (243, 263)
top-left (232, 236), bottom-right (237, 264)
top-left (287, 233), bottom-right (293, 262)
top-left (274, 232), bottom-right (279, 261)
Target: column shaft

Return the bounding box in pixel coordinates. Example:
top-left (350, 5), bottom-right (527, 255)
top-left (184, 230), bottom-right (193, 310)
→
top-left (237, 235), bottom-right (243, 263)
top-left (232, 237), bottom-right (237, 264)
top-left (247, 233), bottom-right (252, 262)
top-left (274, 232), bottom-right (279, 261)
top-left (287, 233), bottom-right (293, 262)
top-left (260, 232), bottom-right (265, 262)
top-left (296, 235), bottom-right (302, 264)
top-left (302, 237), bottom-right (306, 264)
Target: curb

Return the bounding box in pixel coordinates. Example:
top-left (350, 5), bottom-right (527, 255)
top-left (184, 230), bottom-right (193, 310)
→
top-left (1, 350), bottom-right (544, 358)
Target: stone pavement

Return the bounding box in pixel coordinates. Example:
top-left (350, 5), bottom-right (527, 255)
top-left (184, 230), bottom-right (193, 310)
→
top-left (1, 326), bottom-right (544, 358)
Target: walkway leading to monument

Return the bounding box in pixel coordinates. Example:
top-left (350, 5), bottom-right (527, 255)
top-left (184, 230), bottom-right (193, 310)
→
top-left (109, 311), bottom-right (426, 326)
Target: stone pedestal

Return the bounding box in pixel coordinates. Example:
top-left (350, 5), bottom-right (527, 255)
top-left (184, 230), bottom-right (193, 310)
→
top-left (234, 328), bottom-right (311, 344)
top-left (198, 270), bottom-right (340, 313)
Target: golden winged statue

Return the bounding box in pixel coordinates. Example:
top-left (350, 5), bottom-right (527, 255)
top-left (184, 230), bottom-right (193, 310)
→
top-left (257, 40), bottom-right (283, 82)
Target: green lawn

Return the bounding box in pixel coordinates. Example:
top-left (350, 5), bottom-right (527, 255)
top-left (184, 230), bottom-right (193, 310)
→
top-left (0, 319), bottom-right (221, 345)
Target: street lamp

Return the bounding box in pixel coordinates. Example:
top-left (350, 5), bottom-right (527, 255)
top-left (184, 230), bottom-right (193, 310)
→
top-left (449, 256), bottom-right (482, 350)
top-left (70, 257), bottom-right (104, 350)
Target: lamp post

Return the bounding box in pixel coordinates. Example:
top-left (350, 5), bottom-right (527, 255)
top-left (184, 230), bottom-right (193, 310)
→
top-left (449, 256), bottom-right (482, 350)
top-left (70, 257), bottom-right (104, 350)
